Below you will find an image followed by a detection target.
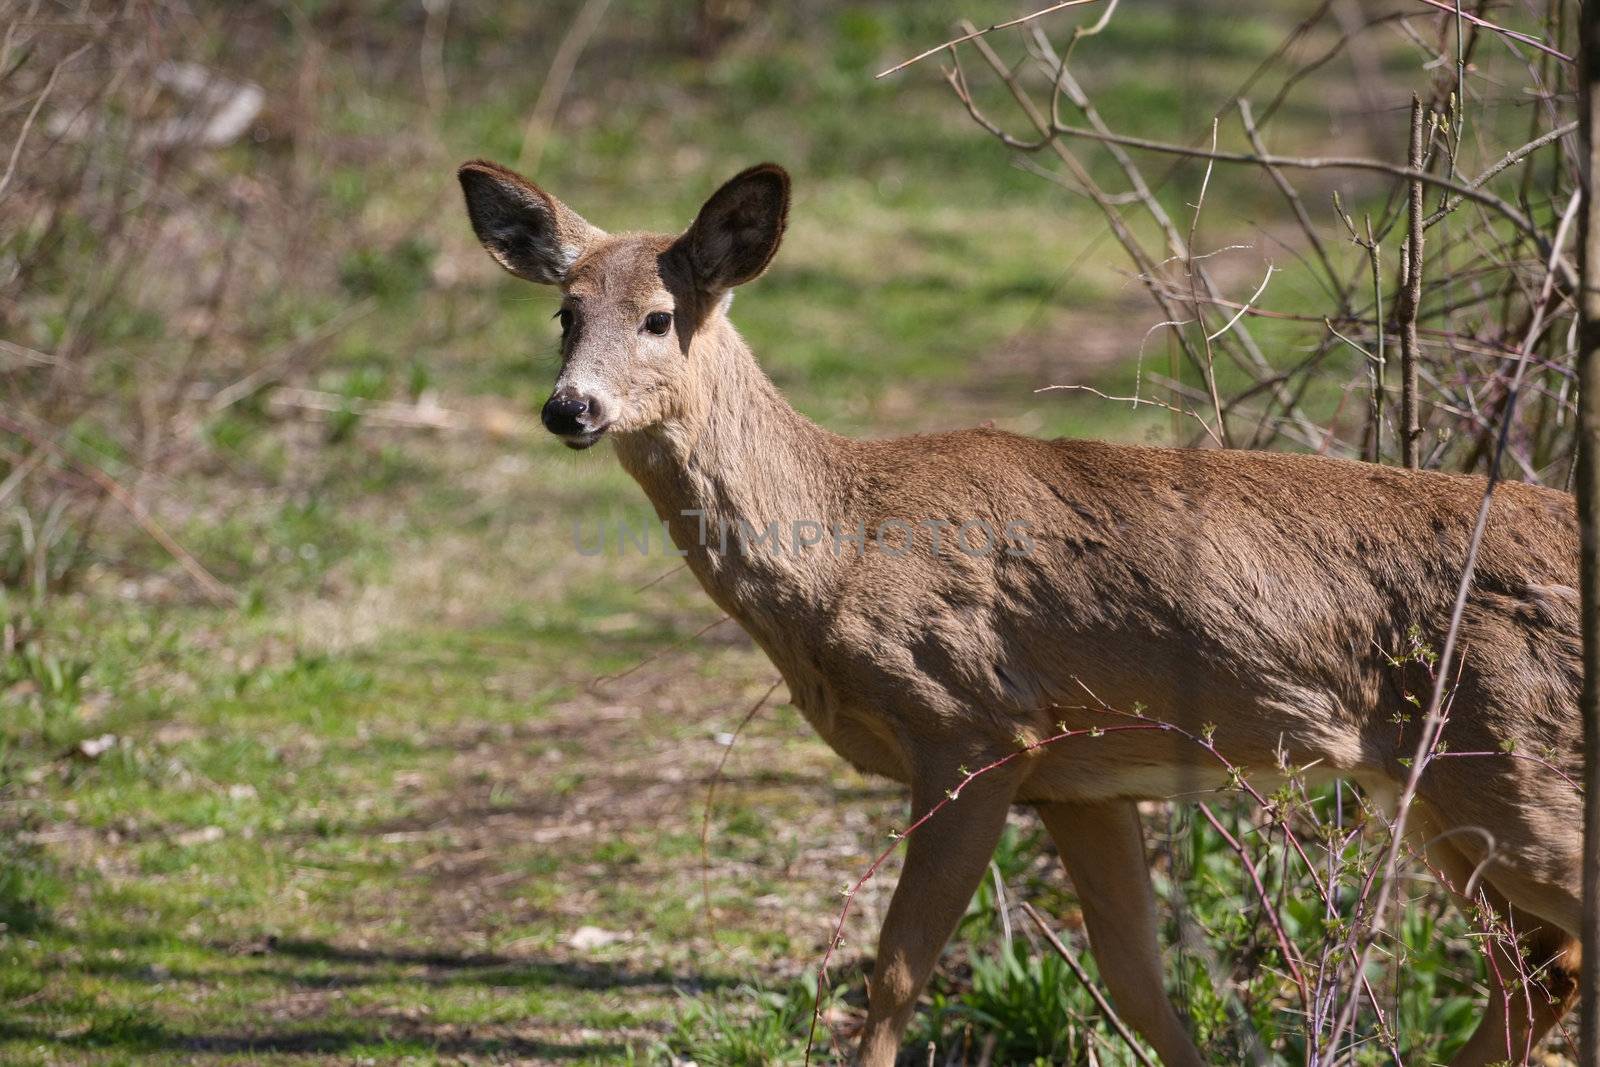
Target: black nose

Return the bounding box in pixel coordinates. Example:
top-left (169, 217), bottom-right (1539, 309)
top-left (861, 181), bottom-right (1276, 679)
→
top-left (542, 388), bottom-right (595, 436)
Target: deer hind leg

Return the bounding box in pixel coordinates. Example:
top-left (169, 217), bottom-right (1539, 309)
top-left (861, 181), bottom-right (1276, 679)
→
top-left (1448, 912), bottom-right (1579, 1067)
top-left (1037, 800), bottom-right (1206, 1067)
top-left (1412, 811), bottom-right (1580, 1066)
top-left (854, 761), bottom-right (1022, 1067)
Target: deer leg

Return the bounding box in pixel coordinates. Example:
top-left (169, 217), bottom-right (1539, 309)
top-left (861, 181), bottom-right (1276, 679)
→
top-left (1448, 914), bottom-right (1578, 1067)
top-left (1418, 836), bottom-right (1581, 1067)
top-left (1038, 799), bottom-right (1205, 1067)
top-left (854, 763), bottom-right (1020, 1067)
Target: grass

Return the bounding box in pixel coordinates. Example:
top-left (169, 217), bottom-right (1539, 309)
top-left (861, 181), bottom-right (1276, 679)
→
top-left (0, 0), bottom-right (1544, 1063)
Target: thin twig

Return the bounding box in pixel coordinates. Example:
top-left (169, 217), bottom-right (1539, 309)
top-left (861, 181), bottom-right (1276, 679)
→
top-left (1195, 802), bottom-right (1309, 1005)
top-left (698, 680), bottom-right (783, 944)
top-left (875, 0), bottom-right (1103, 79)
top-left (1236, 98), bottom-right (1339, 292)
top-left (1019, 903), bottom-right (1159, 1067)
top-left (516, 0), bottom-right (612, 174)
top-left (1399, 94), bottom-right (1427, 467)
top-left (1409, 0), bottom-right (1572, 63)
top-left (1207, 264), bottom-right (1276, 344)
top-left (1022, 118), bottom-right (1545, 243)
top-left (633, 563), bottom-right (687, 594)
top-left (0, 414), bottom-right (233, 605)
top-left (0, 42), bottom-right (90, 202)
top-left (590, 614), bottom-right (732, 689)
top-left (1034, 385), bottom-right (1223, 445)
top-left (1422, 120), bottom-right (1577, 228)
top-left (1187, 118), bottom-right (1232, 447)
top-left (209, 300), bottom-right (376, 413)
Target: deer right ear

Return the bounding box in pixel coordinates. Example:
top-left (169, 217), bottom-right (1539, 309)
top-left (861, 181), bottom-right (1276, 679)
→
top-left (457, 160), bottom-right (603, 284)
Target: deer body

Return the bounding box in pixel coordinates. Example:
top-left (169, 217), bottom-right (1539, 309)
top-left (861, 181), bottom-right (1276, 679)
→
top-left (620, 316), bottom-right (1580, 816)
top-left (459, 160), bottom-right (1584, 1067)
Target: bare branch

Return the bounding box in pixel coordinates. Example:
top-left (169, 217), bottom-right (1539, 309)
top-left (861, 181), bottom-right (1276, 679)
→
top-left (1409, 0), bottom-right (1572, 64)
top-left (1422, 120), bottom-right (1578, 229)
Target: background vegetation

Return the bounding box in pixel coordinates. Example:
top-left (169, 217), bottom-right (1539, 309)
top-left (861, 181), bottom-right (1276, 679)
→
top-left (0, 0), bottom-right (1580, 1063)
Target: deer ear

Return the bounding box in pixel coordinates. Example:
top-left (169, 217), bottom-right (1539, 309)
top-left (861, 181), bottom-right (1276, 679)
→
top-left (457, 160), bottom-right (603, 284)
top-left (672, 163), bottom-right (789, 292)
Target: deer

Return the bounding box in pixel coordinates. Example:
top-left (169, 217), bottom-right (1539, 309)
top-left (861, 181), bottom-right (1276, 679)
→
top-left (456, 157), bottom-right (1584, 1067)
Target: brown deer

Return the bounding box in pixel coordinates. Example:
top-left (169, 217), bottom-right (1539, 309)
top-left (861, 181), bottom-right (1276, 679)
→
top-left (457, 158), bottom-right (1583, 1066)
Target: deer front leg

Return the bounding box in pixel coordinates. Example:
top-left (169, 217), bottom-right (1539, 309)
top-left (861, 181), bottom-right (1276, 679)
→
top-left (854, 763), bottom-right (1020, 1067)
top-left (1038, 799), bottom-right (1206, 1067)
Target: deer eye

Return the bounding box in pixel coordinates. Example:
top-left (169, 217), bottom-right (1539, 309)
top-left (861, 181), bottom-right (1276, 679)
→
top-left (555, 308), bottom-right (574, 334)
top-left (643, 311), bottom-right (672, 336)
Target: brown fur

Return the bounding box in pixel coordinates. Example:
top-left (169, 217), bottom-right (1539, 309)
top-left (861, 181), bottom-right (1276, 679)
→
top-left (459, 160), bottom-right (1584, 1066)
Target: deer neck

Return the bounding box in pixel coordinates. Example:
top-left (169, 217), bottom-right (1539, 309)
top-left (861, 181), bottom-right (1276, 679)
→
top-left (611, 316), bottom-right (848, 617)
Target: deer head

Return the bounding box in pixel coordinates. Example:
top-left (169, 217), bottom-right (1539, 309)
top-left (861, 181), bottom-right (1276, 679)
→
top-left (457, 160), bottom-right (789, 449)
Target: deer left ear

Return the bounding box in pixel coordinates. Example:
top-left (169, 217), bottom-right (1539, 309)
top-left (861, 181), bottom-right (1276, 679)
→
top-left (671, 163), bottom-right (789, 293)
top-left (457, 159), bottom-right (604, 284)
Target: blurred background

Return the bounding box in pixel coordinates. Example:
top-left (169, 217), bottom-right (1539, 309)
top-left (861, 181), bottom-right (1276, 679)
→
top-left (1, 0), bottom-right (1578, 1063)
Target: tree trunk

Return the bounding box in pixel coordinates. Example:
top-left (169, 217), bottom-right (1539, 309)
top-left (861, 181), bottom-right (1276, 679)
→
top-left (1577, 2), bottom-right (1600, 1062)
